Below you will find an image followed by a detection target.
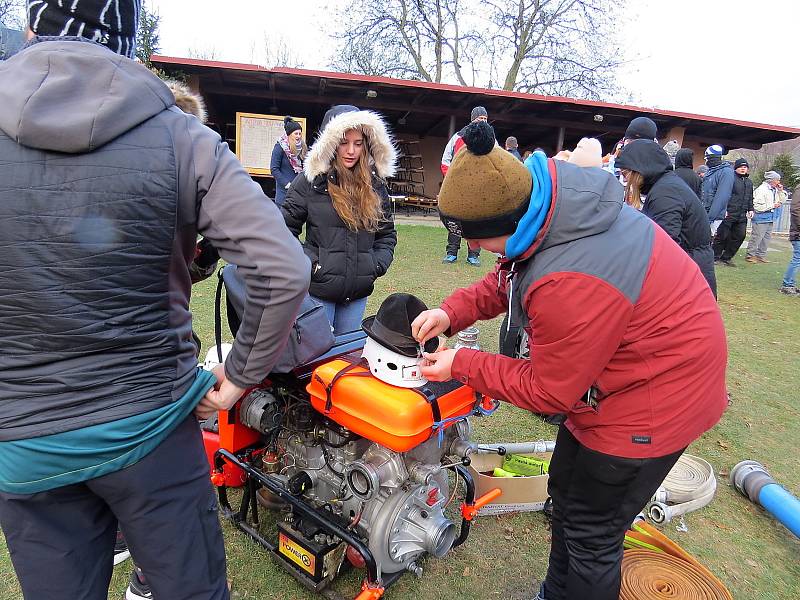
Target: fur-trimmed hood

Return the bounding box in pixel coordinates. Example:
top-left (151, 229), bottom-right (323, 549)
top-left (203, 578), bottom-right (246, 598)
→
top-left (164, 79), bottom-right (208, 123)
top-left (304, 108), bottom-right (397, 182)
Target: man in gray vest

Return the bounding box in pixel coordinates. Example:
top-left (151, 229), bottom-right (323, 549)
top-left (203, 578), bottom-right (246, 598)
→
top-left (0, 2), bottom-right (310, 599)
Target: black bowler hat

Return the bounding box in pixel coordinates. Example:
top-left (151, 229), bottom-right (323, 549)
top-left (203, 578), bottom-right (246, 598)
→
top-left (362, 294), bottom-right (440, 357)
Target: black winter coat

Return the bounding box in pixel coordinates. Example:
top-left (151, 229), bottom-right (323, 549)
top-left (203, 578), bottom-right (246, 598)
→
top-left (726, 173), bottom-right (754, 220)
top-left (282, 173), bottom-right (397, 303)
top-left (616, 140), bottom-right (717, 297)
top-left (673, 148), bottom-right (702, 199)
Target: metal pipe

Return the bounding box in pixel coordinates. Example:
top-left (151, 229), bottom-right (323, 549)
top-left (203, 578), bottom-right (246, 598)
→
top-left (473, 441), bottom-right (556, 455)
top-left (731, 460), bottom-right (800, 538)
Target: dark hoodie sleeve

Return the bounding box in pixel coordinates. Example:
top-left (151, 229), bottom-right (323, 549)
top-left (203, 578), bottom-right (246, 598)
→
top-left (281, 178), bottom-right (310, 238)
top-left (181, 117), bottom-right (310, 387)
top-left (645, 193), bottom-right (683, 244)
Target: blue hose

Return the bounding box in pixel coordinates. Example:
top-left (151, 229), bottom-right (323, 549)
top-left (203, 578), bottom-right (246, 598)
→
top-left (731, 460), bottom-right (800, 539)
top-left (758, 483), bottom-right (800, 538)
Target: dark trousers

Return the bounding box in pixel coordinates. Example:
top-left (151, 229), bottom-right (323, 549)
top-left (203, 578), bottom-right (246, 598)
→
top-left (0, 415), bottom-right (229, 600)
top-left (541, 426), bottom-right (683, 600)
top-left (712, 217), bottom-right (748, 261)
top-left (445, 231), bottom-right (480, 258)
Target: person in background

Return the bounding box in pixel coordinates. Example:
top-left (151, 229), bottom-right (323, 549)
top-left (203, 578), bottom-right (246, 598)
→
top-left (0, 3), bottom-right (310, 600)
top-left (624, 116), bottom-right (658, 142)
top-left (522, 149), bottom-right (533, 161)
top-left (270, 116), bottom-right (307, 207)
top-left (696, 164), bottom-right (709, 179)
top-left (616, 140), bottom-right (717, 297)
top-left (505, 136), bottom-right (522, 160)
top-left (567, 137), bottom-right (603, 168)
top-left (701, 145), bottom-right (734, 236)
top-left (746, 170), bottom-right (786, 264)
top-left (412, 120), bottom-right (726, 600)
top-left (779, 184), bottom-right (800, 294)
top-left (713, 158), bottom-right (754, 267)
top-left (440, 106), bottom-right (488, 265)
top-left (673, 147), bottom-right (702, 198)
top-left (282, 105), bottom-right (397, 334)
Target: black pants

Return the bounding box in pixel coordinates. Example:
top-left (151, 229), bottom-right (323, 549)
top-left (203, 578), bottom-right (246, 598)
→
top-left (0, 415), bottom-right (229, 600)
top-left (541, 426), bottom-right (684, 600)
top-left (712, 217), bottom-right (748, 261)
top-left (445, 230), bottom-right (480, 258)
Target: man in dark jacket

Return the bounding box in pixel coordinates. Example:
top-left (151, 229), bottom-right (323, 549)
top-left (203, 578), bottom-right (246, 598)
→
top-left (0, 4), bottom-right (309, 600)
top-left (713, 158), bottom-right (754, 266)
top-left (616, 140), bottom-right (717, 297)
top-left (701, 145), bottom-right (735, 235)
top-left (673, 148), bottom-right (702, 198)
top-left (780, 186), bottom-right (800, 294)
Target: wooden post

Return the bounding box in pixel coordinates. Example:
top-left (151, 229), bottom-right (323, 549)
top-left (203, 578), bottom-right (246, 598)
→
top-left (556, 127), bottom-right (565, 153)
top-left (448, 115), bottom-right (456, 139)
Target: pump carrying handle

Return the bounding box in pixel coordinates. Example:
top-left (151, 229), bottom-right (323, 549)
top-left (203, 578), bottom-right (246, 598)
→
top-left (461, 488), bottom-right (503, 521)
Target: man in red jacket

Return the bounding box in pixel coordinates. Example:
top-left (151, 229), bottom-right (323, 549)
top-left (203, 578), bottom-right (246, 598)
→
top-left (413, 122), bottom-right (727, 600)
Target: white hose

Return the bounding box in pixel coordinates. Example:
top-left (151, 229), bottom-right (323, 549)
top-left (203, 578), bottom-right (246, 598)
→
top-left (646, 454), bottom-right (717, 524)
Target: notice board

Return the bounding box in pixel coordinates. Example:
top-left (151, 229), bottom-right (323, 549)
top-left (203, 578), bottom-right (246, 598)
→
top-left (235, 112), bottom-right (307, 177)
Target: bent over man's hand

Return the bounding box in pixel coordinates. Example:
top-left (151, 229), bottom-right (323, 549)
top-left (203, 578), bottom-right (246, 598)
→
top-left (420, 348), bottom-right (459, 382)
top-left (195, 363), bottom-right (245, 420)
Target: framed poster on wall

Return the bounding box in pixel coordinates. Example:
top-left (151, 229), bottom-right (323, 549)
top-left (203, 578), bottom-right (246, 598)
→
top-left (235, 112), bottom-right (307, 177)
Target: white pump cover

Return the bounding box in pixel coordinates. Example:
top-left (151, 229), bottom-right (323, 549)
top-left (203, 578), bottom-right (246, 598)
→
top-left (362, 337), bottom-right (428, 388)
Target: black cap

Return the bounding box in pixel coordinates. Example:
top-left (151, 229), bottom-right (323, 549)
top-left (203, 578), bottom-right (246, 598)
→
top-left (734, 158), bottom-right (749, 169)
top-left (284, 116), bottom-right (302, 135)
top-left (362, 294), bottom-right (440, 357)
top-left (624, 116), bottom-right (657, 140)
top-left (321, 105), bottom-right (360, 130)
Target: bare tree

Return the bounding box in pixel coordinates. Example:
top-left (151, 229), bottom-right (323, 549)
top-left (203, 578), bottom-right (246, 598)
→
top-left (188, 46), bottom-right (219, 61)
top-left (0, 0), bottom-right (25, 28)
top-left (261, 34), bottom-right (304, 69)
top-left (331, 0), bottom-right (481, 86)
top-left (332, 0), bottom-right (627, 100)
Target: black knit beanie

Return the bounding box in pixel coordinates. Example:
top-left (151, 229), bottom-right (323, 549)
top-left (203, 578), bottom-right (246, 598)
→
top-left (283, 116), bottom-right (302, 135)
top-left (27, 0), bottom-right (139, 58)
top-left (734, 158), bottom-right (749, 170)
top-left (624, 116), bottom-right (657, 140)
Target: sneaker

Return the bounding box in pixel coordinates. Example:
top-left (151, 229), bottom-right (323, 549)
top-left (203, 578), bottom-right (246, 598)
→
top-left (126, 570), bottom-right (152, 600)
top-left (466, 256), bottom-right (481, 266)
top-left (721, 259), bottom-right (737, 267)
top-left (113, 531), bottom-right (131, 566)
top-left (745, 256), bottom-right (758, 263)
top-left (756, 256), bottom-right (770, 263)
top-left (779, 285), bottom-right (799, 296)
top-left (442, 254), bottom-right (457, 264)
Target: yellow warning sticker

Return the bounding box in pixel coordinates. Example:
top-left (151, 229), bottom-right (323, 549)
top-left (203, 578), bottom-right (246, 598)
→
top-left (279, 532), bottom-right (315, 575)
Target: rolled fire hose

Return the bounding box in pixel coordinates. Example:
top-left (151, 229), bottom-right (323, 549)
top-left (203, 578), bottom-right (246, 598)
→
top-left (620, 549), bottom-right (732, 600)
top-left (731, 460), bottom-right (800, 538)
top-left (646, 454), bottom-right (716, 524)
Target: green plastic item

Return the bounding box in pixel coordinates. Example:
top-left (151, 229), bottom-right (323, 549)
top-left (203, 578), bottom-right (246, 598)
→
top-left (502, 454), bottom-right (550, 477)
top-left (492, 467), bottom-right (520, 478)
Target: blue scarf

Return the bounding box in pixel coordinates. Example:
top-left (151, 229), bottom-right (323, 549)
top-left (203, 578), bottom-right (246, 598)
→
top-left (505, 151), bottom-right (552, 259)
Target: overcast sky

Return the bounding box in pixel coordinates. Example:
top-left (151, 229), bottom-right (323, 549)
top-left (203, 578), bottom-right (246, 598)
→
top-left (149, 0), bottom-right (800, 128)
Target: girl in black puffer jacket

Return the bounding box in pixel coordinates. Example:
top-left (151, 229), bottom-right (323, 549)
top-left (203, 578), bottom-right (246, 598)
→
top-left (282, 105), bottom-right (398, 334)
top-left (617, 140), bottom-right (717, 298)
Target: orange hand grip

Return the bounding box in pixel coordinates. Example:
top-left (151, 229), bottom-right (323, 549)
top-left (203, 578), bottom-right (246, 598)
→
top-left (461, 487), bottom-right (502, 521)
top-left (354, 581), bottom-right (385, 600)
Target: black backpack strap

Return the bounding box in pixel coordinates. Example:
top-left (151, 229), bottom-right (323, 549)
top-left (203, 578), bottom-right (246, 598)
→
top-left (214, 268), bottom-right (225, 364)
top-left (318, 357), bottom-right (371, 414)
top-left (414, 386), bottom-right (442, 424)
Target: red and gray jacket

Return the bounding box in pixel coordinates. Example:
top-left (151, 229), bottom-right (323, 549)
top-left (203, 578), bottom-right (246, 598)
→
top-left (442, 160), bottom-right (728, 459)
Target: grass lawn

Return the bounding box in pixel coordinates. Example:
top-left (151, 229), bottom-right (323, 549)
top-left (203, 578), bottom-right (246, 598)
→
top-left (2, 223), bottom-right (799, 600)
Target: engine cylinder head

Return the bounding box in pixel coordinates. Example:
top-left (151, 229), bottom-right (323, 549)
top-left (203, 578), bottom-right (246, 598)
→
top-left (239, 389), bottom-right (281, 434)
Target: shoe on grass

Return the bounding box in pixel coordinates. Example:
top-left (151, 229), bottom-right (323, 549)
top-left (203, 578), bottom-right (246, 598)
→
top-left (745, 256), bottom-right (758, 263)
top-left (779, 285), bottom-right (799, 296)
top-left (466, 256), bottom-right (481, 266)
top-left (442, 254), bottom-right (457, 264)
top-left (113, 530), bottom-right (131, 566)
top-left (721, 259), bottom-right (736, 267)
top-left (125, 569), bottom-right (152, 600)
top-left (756, 256), bottom-right (769, 263)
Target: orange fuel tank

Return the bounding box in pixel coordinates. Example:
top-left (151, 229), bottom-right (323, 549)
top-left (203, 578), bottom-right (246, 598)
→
top-left (307, 358), bottom-right (477, 452)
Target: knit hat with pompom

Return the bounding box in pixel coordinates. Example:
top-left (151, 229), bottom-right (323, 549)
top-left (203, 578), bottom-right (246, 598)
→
top-left (438, 121), bottom-right (532, 239)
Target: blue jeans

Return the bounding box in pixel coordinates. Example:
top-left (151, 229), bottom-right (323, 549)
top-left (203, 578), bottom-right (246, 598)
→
top-left (312, 296), bottom-right (368, 336)
top-left (782, 240), bottom-right (800, 287)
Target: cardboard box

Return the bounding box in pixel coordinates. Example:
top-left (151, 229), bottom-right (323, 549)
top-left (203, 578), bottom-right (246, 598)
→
top-left (468, 452), bottom-right (551, 516)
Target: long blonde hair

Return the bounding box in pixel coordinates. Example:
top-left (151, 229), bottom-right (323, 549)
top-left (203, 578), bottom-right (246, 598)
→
top-left (624, 171), bottom-right (644, 210)
top-left (328, 137), bottom-right (382, 232)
